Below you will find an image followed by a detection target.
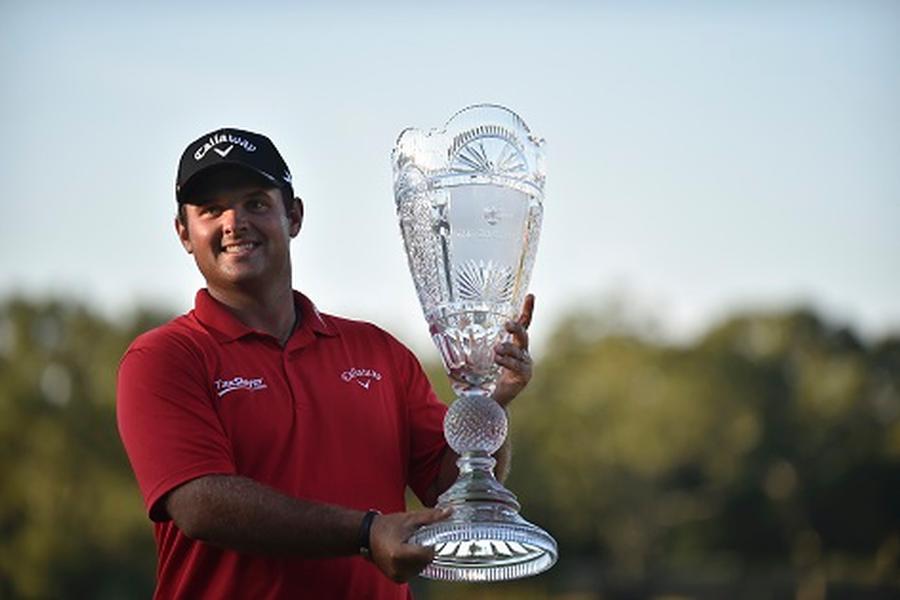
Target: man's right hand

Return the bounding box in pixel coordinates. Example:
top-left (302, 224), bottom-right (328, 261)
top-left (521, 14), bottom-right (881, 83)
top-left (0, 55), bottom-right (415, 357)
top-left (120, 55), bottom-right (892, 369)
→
top-left (368, 507), bottom-right (452, 582)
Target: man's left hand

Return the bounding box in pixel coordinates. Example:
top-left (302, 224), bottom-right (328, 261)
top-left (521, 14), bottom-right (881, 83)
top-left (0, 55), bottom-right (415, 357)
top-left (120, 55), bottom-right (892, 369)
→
top-left (492, 294), bottom-right (535, 408)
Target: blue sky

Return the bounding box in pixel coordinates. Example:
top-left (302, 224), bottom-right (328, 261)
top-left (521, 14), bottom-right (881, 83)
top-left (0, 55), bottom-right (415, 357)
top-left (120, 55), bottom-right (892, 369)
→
top-left (1, 0), bottom-right (898, 353)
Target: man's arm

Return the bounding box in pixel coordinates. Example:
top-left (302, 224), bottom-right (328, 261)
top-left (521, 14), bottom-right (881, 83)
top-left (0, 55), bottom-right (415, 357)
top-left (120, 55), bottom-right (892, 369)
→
top-left (166, 474), bottom-right (449, 582)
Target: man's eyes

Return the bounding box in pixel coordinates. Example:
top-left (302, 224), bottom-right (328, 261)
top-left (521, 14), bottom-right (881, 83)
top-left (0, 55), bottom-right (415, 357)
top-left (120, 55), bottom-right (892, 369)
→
top-left (246, 198), bottom-right (270, 211)
top-left (198, 199), bottom-right (268, 216)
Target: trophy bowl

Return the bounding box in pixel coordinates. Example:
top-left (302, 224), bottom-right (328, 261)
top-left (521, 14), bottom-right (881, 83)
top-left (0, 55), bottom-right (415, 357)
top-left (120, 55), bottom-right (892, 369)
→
top-left (392, 104), bottom-right (558, 581)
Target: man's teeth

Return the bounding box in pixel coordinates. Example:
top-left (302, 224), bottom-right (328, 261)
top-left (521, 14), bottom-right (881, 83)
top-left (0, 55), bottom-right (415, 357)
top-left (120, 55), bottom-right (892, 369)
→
top-left (223, 243), bottom-right (256, 253)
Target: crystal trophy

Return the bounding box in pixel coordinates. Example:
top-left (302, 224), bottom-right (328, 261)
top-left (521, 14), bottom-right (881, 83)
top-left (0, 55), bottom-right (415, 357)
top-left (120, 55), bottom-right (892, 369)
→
top-left (392, 105), bottom-right (557, 581)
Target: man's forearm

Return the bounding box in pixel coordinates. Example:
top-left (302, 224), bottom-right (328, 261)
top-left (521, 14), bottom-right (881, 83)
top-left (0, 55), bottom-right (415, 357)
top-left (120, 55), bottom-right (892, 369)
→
top-left (166, 474), bottom-right (365, 557)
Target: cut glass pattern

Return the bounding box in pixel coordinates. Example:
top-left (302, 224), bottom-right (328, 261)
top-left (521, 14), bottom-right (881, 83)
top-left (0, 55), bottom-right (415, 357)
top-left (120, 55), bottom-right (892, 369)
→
top-left (454, 260), bottom-right (515, 304)
top-left (449, 127), bottom-right (528, 178)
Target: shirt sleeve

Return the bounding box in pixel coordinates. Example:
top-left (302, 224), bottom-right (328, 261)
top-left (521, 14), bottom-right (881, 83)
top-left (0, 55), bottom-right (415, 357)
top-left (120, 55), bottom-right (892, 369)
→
top-left (116, 330), bottom-right (236, 521)
top-left (393, 341), bottom-right (449, 505)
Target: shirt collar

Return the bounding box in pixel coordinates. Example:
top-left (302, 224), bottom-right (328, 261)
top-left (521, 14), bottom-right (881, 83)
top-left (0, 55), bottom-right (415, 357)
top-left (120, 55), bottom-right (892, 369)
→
top-left (193, 289), bottom-right (338, 344)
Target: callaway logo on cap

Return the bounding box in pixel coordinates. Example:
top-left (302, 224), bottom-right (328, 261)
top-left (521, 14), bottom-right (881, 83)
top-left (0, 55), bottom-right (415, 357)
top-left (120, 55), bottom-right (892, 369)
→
top-left (176, 127), bottom-right (294, 204)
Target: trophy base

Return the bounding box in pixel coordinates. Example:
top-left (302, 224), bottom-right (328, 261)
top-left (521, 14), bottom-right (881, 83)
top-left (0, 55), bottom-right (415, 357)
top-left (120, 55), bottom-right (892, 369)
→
top-left (409, 451), bottom-right (557, 582)
top-left (409, 500), bottom-right (557, 582)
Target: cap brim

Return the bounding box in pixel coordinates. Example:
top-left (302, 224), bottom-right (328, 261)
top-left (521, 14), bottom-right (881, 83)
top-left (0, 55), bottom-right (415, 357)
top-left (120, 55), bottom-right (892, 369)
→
top-left (177, 162), bottom-right (287, 205)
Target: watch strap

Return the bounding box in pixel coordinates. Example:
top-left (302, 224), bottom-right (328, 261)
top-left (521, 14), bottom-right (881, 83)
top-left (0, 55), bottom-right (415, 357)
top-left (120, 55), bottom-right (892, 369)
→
top-left (358, 509), bottom-right (381, 560)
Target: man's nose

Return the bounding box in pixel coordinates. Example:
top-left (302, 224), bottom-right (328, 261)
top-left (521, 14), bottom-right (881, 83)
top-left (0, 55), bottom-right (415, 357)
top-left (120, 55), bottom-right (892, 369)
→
top-left (221, 206), bottom-right (248, 234)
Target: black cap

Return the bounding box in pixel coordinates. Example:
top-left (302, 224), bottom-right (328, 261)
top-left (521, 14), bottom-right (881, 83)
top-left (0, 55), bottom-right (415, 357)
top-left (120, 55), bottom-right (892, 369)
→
top-left (176, 127), bottom-right (293, 204)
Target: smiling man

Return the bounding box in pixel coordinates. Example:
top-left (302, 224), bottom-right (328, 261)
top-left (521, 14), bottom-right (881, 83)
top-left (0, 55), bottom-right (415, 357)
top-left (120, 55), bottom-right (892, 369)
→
top-left (116, 128), bottom-right (536, 599)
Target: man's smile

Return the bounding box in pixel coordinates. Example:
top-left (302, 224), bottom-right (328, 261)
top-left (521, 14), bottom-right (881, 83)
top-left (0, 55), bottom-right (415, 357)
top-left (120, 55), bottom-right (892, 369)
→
top-left (220, 240), bottom-right (262, 256)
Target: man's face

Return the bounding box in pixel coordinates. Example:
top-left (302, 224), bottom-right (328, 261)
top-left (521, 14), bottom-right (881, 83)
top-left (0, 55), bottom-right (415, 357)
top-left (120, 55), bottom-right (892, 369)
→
top-left (175, 175), bottom-right (302, 294)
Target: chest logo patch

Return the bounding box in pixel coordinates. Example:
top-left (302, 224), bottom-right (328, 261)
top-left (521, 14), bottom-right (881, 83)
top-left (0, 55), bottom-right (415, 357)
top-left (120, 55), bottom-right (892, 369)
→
top-left (341, 367), bottom-right (383, 390)
top-left (215, 376), bottom-right (268, 397)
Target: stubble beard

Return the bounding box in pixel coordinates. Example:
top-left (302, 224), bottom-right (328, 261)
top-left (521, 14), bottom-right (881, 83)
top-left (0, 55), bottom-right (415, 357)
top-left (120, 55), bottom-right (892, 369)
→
top-left (199, 248), bottom-right (293, 296)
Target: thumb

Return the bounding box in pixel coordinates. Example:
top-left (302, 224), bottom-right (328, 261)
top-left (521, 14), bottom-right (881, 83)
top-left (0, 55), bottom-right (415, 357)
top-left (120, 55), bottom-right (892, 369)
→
top-left (412, 506), bottom-right (452, 527)
top-left (519, 294), bottom-right (535, 329)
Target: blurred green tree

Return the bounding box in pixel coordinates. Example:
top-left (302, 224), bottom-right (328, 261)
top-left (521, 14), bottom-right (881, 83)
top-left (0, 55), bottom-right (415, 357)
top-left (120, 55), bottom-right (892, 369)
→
top-left (503, 306), bottom-right (900, 593)
top-left (1, 296), bottom-right (897, 598)
top-left (0, 299), bottom-right (169, 598)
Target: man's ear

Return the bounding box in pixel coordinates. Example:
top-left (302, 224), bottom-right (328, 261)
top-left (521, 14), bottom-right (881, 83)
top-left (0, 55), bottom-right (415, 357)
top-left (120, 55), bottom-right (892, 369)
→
top-left (288, 197), bottom-right (304, 238)
top-left (175, 214), bottom-right (193, 254)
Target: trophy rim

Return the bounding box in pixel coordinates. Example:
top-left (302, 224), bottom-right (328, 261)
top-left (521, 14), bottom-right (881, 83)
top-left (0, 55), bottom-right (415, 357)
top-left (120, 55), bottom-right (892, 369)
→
top-left (444, 103), bottom-right (533, 133)
top-left (392, 103), bottom-right (544, 149)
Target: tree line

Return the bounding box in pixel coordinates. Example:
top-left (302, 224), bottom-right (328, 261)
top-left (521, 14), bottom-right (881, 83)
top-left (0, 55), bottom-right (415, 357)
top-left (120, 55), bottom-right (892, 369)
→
top-left (0, 297), bottom-right (897, 598)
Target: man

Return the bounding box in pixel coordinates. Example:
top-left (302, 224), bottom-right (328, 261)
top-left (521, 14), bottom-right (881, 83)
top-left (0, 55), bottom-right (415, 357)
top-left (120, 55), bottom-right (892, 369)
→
top-left (116, 128), bottom-right (535, 599)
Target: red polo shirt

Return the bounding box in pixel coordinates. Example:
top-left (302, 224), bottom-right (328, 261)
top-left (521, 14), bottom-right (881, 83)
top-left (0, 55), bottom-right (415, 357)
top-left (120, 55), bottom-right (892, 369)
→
top-left (116, 290), bottom-right (448, 599)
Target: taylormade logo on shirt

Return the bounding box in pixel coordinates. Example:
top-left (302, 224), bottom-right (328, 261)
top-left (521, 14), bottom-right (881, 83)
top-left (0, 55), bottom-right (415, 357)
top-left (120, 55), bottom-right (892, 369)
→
top-left (215, 376), bottom-right (268, 397)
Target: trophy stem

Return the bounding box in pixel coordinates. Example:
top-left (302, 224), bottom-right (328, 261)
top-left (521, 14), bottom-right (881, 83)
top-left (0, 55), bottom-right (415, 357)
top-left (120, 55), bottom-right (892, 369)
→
top-left (436, 451), bottom-right (521, 509)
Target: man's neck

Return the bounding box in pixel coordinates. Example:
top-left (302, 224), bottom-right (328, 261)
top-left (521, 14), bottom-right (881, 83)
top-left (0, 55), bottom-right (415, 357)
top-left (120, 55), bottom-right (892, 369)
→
top-left (207, 282), bottom-right (298, 346)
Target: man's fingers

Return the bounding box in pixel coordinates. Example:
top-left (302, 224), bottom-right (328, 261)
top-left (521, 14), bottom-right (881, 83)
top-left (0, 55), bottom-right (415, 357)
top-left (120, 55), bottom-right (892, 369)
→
top-left (502, 295), bottom-right (535, 350)
top-left (504, 320), bottom-right (530, 350)
top-left (519, 294), bottom-right (535, 329)
top-left (390, 544), bottom-right (436, 582)
top-left (370, 509), bottom-right (453, 583)
top-left (410, 506), bottom-right (452, 528)
top-left (495, 341), bottom-right (529, 359)
top-left (495, 354), bottom-right (531, 373)
top-left (393, 509), bottom-right (451, 581)
top-left (397, 541), bottom-right (436, 563)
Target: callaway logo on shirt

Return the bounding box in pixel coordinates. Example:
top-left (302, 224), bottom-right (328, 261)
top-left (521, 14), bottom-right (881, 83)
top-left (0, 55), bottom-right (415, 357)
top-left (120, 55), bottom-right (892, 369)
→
top-left (341, 368), bottom-right (382, 390)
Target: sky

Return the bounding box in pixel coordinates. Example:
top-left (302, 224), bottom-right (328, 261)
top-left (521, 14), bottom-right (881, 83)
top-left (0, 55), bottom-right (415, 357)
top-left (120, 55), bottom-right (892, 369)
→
top-left (1, 0), bottom-right (898, 355)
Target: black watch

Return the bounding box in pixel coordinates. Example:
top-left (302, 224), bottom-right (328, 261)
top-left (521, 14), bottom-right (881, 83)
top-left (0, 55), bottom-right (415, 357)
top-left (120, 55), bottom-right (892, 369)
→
top-left (358, 509), bottom-right (381, 560)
